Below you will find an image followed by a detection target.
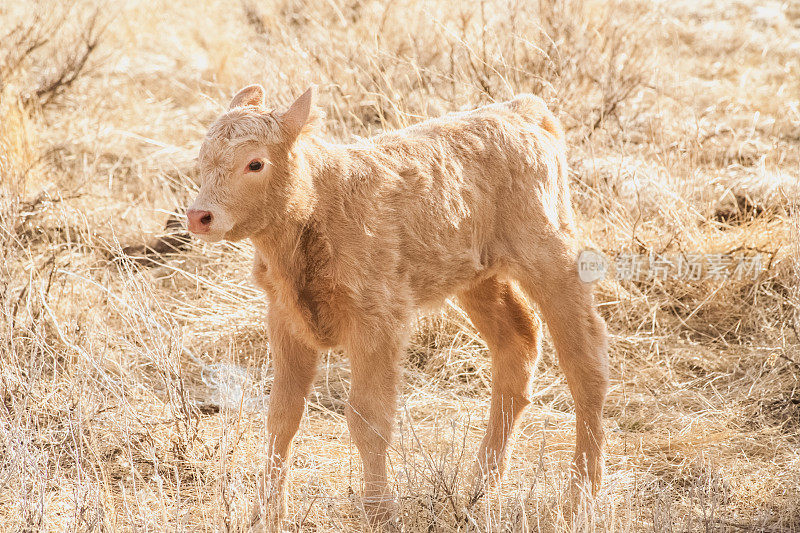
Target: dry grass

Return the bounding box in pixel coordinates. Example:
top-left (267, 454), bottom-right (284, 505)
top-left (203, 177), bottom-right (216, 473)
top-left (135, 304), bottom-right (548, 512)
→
top-left (1, 0), bottom-right (799, 531)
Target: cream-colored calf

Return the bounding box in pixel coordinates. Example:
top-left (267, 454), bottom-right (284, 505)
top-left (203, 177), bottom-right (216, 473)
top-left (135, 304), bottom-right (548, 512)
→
top-left (187, 84), bottom-right (609, 528)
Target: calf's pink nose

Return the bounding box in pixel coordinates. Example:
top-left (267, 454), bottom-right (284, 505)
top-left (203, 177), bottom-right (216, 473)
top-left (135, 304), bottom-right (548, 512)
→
top-left (187, 209), bottom-right (213, 234)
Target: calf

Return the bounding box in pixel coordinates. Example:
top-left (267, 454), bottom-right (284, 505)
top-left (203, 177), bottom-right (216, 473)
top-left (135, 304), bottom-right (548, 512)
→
top-left (187, 85), bottom-right (609, 528)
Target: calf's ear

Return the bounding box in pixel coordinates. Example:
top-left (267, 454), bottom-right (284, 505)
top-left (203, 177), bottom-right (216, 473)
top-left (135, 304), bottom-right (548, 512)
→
top-left (230, 84), bottom-right (266, 109)
top-left (281, 86), bottom-right (315, 142)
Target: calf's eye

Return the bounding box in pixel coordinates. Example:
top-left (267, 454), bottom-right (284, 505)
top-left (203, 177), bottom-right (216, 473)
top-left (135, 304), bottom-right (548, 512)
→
top-left (247, 160), bottom-right (264, 172)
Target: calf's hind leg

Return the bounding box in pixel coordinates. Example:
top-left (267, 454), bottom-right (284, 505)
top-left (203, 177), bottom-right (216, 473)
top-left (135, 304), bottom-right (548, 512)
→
top-left (458, 276), bottom-right (542, 495)
top-left (515, 247), bottom-right (609, 497)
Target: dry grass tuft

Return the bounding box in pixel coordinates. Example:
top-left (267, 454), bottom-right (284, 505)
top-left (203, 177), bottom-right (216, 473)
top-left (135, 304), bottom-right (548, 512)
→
top-left (1, 0), bottom-right (798, 530)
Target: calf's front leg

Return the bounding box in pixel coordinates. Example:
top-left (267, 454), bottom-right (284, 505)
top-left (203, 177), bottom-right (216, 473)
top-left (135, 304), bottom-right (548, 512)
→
top-left (253, 315), bottom-right (320, 530)
top-left (345, 330), bottom-right (404, 526)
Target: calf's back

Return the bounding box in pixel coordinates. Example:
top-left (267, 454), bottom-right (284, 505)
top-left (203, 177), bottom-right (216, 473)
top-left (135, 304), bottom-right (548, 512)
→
top-left (304, 94), bottom-right (572, 310)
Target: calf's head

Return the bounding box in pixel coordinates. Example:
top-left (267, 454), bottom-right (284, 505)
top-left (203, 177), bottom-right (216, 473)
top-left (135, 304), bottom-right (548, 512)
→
top-left (187, 84), bottom-right (314, 242)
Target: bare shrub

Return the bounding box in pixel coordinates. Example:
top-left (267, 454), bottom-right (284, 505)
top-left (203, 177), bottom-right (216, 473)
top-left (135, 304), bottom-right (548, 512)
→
top-left (0, 2), bottom-right (107, 110)
top-left (237, 0), bottom-right (651, 141)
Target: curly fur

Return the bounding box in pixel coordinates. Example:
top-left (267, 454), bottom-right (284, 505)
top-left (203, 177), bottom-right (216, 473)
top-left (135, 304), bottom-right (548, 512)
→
top-left (188, 85), bottom-right (610, 529)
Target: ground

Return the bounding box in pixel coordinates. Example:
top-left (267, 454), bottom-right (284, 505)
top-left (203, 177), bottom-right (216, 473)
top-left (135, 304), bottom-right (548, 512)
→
top-left (0, 0), bottom-right (798, 531)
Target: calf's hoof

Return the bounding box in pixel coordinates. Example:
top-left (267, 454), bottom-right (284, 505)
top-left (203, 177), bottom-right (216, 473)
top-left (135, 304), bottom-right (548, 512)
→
top-left (247, 503), bottom-right (287, 533)
top-left (361, 495), bottom-right (399, 531)
top-left (562, 470), bottom-right (600, 526)
top-left (467, 459), bottom-right (506, 506)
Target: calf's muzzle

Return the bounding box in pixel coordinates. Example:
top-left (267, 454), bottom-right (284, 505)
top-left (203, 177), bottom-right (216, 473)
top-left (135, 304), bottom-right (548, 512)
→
top-left (187, 209), bottom-right (213, 234)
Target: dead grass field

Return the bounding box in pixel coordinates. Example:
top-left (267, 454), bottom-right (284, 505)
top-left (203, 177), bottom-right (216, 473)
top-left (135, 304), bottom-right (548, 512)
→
top-left (1, 0), bottom-right (799, 531)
